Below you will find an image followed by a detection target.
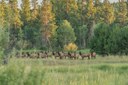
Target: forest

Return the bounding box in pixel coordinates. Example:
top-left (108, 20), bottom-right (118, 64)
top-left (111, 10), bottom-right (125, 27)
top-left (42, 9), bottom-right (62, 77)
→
top-left (0, 0), bottom-right (128, 57)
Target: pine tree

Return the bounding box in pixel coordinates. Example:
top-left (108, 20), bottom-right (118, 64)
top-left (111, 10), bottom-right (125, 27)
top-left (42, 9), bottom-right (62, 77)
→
top-left (9, 0), bottom-right (22, 29)
top-left (102, 0), bottom-right (115, 24)
top-left (40, 0), bottom-right (57, 49)
top-left (51, 0), bottom-right (78, 24)
top-left (116, 0), bottom-right (128, 25)
top-left (21, 0), bottom-right (31, 24)
top-left (31, 0), bottom-right (39, 20)
top-left (94, 0), bottom-right (103, 23)
top-left (65, 0), bottom-right (78, 14)
top-left (85, 0), bottom-right (96, 47)
top-left (0, 0), bottom-right (6, 28)
top-left (86, 0), bottom-right (96, 20)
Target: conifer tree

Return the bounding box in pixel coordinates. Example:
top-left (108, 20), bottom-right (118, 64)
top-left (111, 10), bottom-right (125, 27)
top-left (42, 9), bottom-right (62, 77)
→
top-left (21, 0), bottom-right (31, 24)
top-left (102, 0), bottom-right (115, 24)
top-left (116, 0), bottom-right (128, 25)
top-left (31, 0), bottom-right (39, 20)
top-left (9, 0), bottom-right (22, 29)
top-left (94, 0), bottom-right (103, 23)
top-left (86, 0), bottom-right (96, 47)
top-left (40, 0), bottom-right (57, 49)
top-left (0, 0), bottom-right (6, 28)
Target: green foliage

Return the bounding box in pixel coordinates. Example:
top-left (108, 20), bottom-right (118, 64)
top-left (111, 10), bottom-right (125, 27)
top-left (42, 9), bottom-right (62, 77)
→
top-left (57, 20), bottom-right (76, 50)
top-left (116, 26), bottom-right (128, 54)
top-left (0, 27), bottom-right (9, 58)
top-left (90, 23), bottom-right (110, 54)
top-left (90, 23), bottom-right (128, 55)
top-left (23, 25), bottom-right (41, 49)
top-left (75, 25), bottom-right (88, 48)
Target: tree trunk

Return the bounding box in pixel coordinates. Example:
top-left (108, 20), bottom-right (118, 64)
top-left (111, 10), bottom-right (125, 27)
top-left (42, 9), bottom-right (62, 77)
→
top-left (86, 20), bottom-right (95, 47)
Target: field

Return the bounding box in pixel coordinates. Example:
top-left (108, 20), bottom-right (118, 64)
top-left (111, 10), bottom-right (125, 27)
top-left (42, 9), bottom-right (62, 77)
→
top-left (0, 56), bottom-right (128, 85)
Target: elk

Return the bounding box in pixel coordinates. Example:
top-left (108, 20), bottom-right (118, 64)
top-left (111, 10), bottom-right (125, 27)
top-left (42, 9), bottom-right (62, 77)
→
top-left (91, 52), bottom-right (96, 58)
top-left (79, 52), bottom-right (91, 60)
top-left (74, 52), bottom-right (80, 59)
top-left (62, 52), bottom-right (69, 59)
top-left (58, 52), bottom-right (65, 59)
top-left (52, 52), bottom-right (60, 59)
top-left (68, 52), bottom-right (75, 59)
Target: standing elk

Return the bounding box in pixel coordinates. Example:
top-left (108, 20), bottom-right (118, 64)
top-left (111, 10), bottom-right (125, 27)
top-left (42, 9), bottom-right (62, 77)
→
top-left (79, 52), bottom-right (91, 60)
top-left (52, 52), bottom-right (60, 59)
top-left (90, 52), bottom-right (96, 58)
top-left (68, 52), bottom-right (75, 59)
top-left (58, 52), bottom-right (65, 59)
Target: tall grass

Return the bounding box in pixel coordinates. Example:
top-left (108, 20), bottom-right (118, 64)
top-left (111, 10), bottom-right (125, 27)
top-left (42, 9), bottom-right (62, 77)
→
top-left (0, 56), bottom-right (128, 85)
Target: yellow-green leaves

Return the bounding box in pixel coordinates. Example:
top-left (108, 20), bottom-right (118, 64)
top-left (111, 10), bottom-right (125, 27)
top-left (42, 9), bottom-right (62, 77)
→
top-left (116, 0), bottom-right (128, 25)
top-left (21, 0), bottom-right (31, 23)
top-left (31, 0), bottom-right (39, 20)
top-left (102, 0), bottom-right (115, 24)
top-left (0, 0), bottom-right (6, 28)
top-left (40, 0), bottom-right (57, 47)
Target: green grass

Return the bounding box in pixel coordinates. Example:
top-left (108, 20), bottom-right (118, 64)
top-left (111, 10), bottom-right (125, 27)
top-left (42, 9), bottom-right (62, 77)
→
top-left (0, 56), bottom-right (128, 85)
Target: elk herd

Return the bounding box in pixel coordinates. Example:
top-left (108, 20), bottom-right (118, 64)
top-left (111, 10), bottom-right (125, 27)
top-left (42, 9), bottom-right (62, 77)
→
top-left (15, 51), bottom-right (96, 60)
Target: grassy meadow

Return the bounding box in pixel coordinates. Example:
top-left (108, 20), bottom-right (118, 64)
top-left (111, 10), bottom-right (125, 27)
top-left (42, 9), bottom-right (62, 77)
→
top-left (0, 56), bottom-right (128, 85)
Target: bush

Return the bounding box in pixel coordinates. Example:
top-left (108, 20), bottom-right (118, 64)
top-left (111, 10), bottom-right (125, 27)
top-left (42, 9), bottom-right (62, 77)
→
top-left (64, 43), bottom-right (78, 51)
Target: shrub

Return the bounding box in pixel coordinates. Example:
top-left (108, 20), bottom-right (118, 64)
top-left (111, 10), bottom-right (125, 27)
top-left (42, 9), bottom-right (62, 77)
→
top-left (64, 43), bottom-right (78, 51)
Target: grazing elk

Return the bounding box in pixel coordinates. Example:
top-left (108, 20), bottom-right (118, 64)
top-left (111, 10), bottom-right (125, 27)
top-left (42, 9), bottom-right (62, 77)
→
top-left (52, 52), bottom-right (60, 59)
top-left (26, 52), bottom-right (31, 58)
top-left (62, 52), bottom-right (69, 59)
top-left (39, 51), bottom-right (47, 58)
top-left (79, 52), bottom-right (91, 60)
top-left (57, 52), bottom-right (65, 59)
top-left (74, 52), bottom-right (80, 59)
top-left (90, 52), bottom-right (96, 58)
top-left (68, 52), bottom-right (75, 59)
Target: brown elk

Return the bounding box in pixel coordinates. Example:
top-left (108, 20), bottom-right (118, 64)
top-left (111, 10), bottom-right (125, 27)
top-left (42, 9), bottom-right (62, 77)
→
top-left (57, 52), bottom-right (65, 59)
top-left (90, 52), bottom-right (96, 58)
top-left (68, 52), bottom-right (75, 59)
top-left (52, 52), bottom-right (60, 59)
top-left (62, 52), bottom-right (69, 59)
top-left (79, 52), bottom-right (91, 60)
top-left (74, 52), bottom-right (79, 59)
top-left (40, 51), bottom-right (48, 58)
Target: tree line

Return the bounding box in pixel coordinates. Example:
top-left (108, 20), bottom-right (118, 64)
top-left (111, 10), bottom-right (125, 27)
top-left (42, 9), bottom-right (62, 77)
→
top-left (0, 0), bottom-right (128, 56)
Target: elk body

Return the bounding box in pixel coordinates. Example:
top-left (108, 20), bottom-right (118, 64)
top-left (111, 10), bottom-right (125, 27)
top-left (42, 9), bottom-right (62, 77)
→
top-left (79, 52), bottom-right (91, 59)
